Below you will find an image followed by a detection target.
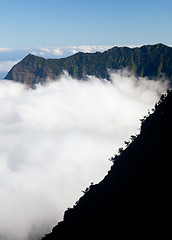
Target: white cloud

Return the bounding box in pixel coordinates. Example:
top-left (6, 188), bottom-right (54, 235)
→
top-left (37, 47), bottom-right (51, 53)
top-left (0, 46), bottom-right (113, 61)
top-left (52, 48), bottom-right (64, 56)
top-left (32, 46), bottom-right (113, 58)
top-left (64, 46), bottom-right (113, 55)
top-left (0, 47), bottom-right (13, 52)
top-left (0, 60), bottom-right (19, 72)
top-left (0, 71), bottom-right (169, 240)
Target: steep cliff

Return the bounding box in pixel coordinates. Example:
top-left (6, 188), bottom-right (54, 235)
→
top-left (41, 89), bottom-right (172, 239)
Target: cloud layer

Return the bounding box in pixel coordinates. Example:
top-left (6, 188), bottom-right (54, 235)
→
top-left (0, 45), bottom-right (119, 60)
top-left (0, 71), bottom-right (169, 240)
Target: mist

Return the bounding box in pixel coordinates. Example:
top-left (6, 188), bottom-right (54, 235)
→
top-left (0, 71), bottom-right (169, 240)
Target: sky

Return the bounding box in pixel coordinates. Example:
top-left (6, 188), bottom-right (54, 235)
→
top-left (0, 0), bottom-right (171, 48)
top-left (0, 0), bottom-right (171, 79)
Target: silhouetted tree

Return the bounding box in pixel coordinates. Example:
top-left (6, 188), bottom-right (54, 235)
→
top-left (124, 141), bottom-right (130, 147)
top-left (130, 135), bottom-right (137, 141)
top-left (118, 147), bottom-right (124, 154)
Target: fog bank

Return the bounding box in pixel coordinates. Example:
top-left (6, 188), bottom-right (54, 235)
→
top-left (0, 71), bottom-right (169, 240)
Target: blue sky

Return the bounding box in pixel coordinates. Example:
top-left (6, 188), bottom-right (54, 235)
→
top-left (0, 0), bottom-right (171, 47)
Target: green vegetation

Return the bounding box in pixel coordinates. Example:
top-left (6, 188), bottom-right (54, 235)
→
top-left (5, 43), bottom-right (172, 87)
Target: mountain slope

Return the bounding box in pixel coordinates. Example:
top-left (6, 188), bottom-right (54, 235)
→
top-left (5, 43), bottom-right (172, 87)
top-left (41, 89), bottom-right (172, 239)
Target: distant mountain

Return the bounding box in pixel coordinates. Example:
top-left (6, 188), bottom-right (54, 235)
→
top-left (40, 89), bottom-right (172, 239)
top-left (5, 43), bottom-right (172, 87)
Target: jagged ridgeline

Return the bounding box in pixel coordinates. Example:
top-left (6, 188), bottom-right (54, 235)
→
top-left (4, 43), bottom-right (172, 87)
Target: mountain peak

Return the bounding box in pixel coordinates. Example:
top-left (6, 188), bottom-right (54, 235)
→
top-left (22, 53), bottom-right (45, 63)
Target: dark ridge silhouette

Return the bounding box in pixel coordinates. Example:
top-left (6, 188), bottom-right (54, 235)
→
top-left (4, 43), bottom-right (172, 87)
top-left (40, 89), bottom-right (172, 239)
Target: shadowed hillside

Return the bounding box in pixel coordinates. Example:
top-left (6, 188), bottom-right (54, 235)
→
top-left (40, 89), bottom-right (172, 239)
top-left (5, 43), bottom-right (172, 87)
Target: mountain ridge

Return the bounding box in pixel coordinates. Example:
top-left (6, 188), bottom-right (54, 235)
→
top-left (40, 88), bottom-right (172, 239)
top-left (4, 43), bottom-right (172, 87)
